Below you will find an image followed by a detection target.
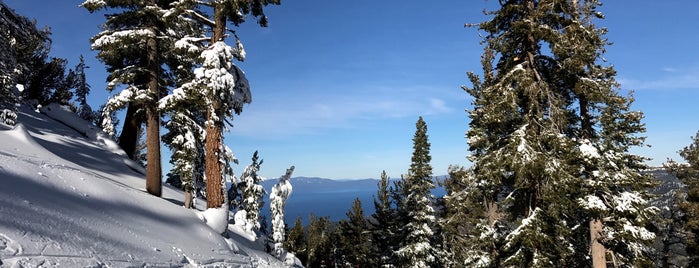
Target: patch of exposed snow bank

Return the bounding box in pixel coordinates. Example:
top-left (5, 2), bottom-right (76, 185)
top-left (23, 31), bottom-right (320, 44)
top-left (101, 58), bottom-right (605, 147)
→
top-left (197, 205), bottom-right (230, 234)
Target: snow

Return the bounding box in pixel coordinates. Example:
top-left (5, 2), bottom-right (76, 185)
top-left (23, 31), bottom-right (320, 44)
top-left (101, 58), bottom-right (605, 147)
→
top-left (579, 139), bottom-right (600, 159)
top-left (270, 166), bottom-right (294, 259)
top-left (514, 124), bottom-right (533, 162)
top-left (92, 29), bottom-right (155, 49)
top-left (0, 104), bottom-right (287, 267)
top-left (80, 0), bottom-right (106, 8)
top-left (504, 207), bottom-right (542, 250)
top-left (612, 191), bottom-right (645, 213)
top-left (579, 194), bottom-right (608, 211)
top-left (198, 205), bottom-right (230, 234)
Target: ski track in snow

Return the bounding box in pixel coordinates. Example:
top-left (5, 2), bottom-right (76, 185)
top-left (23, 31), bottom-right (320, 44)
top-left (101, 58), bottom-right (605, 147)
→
top-left (0, 105), bottom-right (284, 267)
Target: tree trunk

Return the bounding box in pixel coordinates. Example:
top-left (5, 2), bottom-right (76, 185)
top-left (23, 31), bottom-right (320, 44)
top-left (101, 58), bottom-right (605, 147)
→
top-left (184, 190), bottom-right (193, 209)
top-left (204, 109), bottom-right (225, 208)
top-left (203, 4), bottom-right (228, 209)
top-left (487, 201), bottom-right (499, 227)
top-left (580, 88), bottom-right (606, 267)
top-left (145, 26), bottom-right (162, 197)
top-left (118, 102), bottom-right (142, 159)
top-left (590, 218), bottom-right (606, 268)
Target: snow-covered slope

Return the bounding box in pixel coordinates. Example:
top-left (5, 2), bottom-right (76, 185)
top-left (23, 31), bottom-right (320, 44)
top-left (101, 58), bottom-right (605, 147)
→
top-left (0, 104), bottom-right (284, 267)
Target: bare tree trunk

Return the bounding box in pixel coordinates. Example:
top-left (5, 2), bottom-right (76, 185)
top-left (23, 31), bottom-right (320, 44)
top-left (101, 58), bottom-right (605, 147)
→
top-left (487, 201), bottom-right (499, 227)
top-left (204, 109), bottom-right (225, 208)
top-left (590, 216), bottom-right (606, 267)
top-left (145, 25), bottom-right (162, 197)
top-left (184, 190), bottom-right (193, 209)
top-left (118, 102), bottom-right (142, 159)
top-left (203, 6), bottom-right (228, 209)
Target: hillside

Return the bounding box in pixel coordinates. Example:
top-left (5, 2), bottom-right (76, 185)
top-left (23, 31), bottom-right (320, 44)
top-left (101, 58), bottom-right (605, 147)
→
top-left (0, 104), bottom-right (286, 267)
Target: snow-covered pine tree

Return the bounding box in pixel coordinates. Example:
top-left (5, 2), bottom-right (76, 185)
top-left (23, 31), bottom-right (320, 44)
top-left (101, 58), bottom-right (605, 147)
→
top-left (463, 0), bottom-right (657, 266)
top-left (237, 151), bottom-right (265, 232)
top-left (555, 1), bottom-right (657, 266)
top-left (440, 165), bottom-right (487, 266)
top-left (396, 116), bottom-right (439, 268)
top-left (369, 170), bottom-right (399, 267)
top-left (339, 198), bottom-right (370, 267)
top-left (162, 108), bottom-right (206, 208)
top-left (160, 0), bottom-right (279, 209)
top-left (666, 131), bottom-right (699, 267)
top-left (83, 0), bottom-right (174, 196)
top-left (464, 0), bottom-right (593, 266)
top-left (270, 166), bottom-right (294, 259)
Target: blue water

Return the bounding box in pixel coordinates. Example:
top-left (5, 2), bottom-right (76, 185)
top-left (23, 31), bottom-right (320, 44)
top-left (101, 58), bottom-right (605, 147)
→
top-left (231, 177), bottom-right (446, 226)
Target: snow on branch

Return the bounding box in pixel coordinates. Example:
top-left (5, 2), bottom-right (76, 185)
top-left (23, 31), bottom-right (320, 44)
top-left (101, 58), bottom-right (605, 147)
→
top-left (92, 29), bottom-right (155, 49)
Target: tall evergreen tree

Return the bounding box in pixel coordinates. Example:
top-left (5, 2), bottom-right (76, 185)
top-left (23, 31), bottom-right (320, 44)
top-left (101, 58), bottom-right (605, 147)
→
top-left (666, 131), bottom-right (699, 267)
top-left (556, 1), bottom-right (657, 266)
top-left (82, 0), bottom-right (173, 196)
top-left (339, 198), bottom-right (370, 267)
top-left (462, 0), bottom-right (656, 266)
top-left (159, 0), bottom-right (279, 209)
top-left (396, 116), bottom-right (438, 267)
top-left (72, 55), bottom-right (94, 122)
top-left (369, 170), bottom-right (399, 267)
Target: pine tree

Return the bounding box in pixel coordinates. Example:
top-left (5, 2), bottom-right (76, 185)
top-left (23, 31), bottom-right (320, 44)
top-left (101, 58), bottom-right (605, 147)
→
top-left (72, 55), bottom-right (94, 122)
top-left (462, 0), bottom-right (656, 266)
top-left (339, 198), bottom-right (370, 267)
top-left (653, 185), bottom-right (688, 268)
top-left (82, 0), bottom-right (172, 196)
top-left (162, 108), bottom-right (206, 208)
top-left (159, 0), bottom-right (279, 209)
top-left (556, 1), bottom-right (657, 266)
top-left (270, 166), bottom-right (294, 259)
top-left (285, 216), bottom-right (307, 263)
top-left (50, 68), bottom-right (74, 106)
top-left (26, 57), bottom-right (67, 105)
top-left (0, 2), bottom-right (52, 122)
top-left (396, 116), bottom-right (438, 267)
top-left (440, 165), bottom-right (486, 266)
top-left (305, 214), bottom-right (334, 267)
top-left (369, 170), bottom-right (400, 267)
top-left (0, 1), bottom-right (28, 125)
top-left (238, 151), bottom-right (265, 232)
top-left (666, 131), bottom-right (699, 267)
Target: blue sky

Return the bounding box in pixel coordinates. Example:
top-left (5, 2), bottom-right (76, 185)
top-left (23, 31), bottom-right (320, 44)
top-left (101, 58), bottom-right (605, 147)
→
top-left (5, 0), bottom-right (699, 179)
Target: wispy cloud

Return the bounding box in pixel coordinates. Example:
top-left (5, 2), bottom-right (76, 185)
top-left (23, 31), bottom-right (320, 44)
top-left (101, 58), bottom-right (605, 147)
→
top-left (230, 85), bottom-right (458, 138)
top-left (619, 67), bottom-right (699, 90)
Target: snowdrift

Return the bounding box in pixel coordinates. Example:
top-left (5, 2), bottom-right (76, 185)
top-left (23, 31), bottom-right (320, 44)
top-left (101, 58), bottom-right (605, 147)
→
top-left (0, 104), bottom-right (285, 267)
